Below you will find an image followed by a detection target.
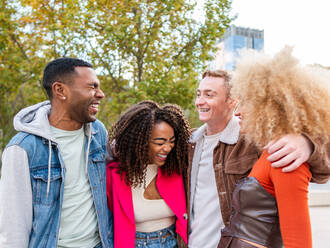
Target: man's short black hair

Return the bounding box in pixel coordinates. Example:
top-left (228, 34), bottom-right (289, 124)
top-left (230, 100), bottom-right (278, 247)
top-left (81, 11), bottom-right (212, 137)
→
top-left (42, 57), bottom-right (93, 98)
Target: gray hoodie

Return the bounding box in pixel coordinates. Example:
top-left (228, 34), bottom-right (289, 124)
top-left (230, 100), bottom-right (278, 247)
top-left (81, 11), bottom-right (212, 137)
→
top-left (0, 101), bottom-right (92, 248)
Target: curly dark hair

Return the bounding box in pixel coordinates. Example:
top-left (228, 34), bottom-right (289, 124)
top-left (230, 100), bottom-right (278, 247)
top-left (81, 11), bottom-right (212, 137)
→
top-left (109, 100), bottom-right (191, 187)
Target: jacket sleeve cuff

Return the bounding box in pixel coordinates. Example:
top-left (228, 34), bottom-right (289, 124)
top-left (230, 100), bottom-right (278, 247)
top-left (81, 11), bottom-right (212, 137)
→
top-left (303, 133), bottom-right (330, 184)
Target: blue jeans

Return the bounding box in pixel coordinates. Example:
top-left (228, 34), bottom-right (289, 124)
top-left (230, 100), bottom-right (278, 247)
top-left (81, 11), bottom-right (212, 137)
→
top-left (135, 225), bottom-right (177, 248)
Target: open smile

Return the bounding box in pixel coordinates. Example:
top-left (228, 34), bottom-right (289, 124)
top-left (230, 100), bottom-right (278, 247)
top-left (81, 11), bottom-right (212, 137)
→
top-left (198, 108), bottom-right (210, 113)
top-left (89, 102), bottom-right (100, 114)
top-left (157, 154), bottom-right (168, 161)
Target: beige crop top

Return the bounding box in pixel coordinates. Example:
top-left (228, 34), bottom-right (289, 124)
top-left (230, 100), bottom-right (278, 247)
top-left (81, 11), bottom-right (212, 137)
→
top-left (132, 164), bottom-right (175, 232)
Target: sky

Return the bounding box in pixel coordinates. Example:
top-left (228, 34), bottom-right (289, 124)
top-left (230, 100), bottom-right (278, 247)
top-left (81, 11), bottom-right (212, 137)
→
top-left (230, 0), bottom-right (330, 67)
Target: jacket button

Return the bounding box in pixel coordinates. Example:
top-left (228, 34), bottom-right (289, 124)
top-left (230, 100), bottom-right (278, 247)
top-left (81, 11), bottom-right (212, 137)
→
top-left (183, 213), bottom-right (188, 220)
top-left (216, 163), bottom-right (222, 168)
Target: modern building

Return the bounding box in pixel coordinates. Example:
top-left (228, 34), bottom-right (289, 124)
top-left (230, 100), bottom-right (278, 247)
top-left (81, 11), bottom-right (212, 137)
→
top-left (213, 25), bottom-right (264, 71)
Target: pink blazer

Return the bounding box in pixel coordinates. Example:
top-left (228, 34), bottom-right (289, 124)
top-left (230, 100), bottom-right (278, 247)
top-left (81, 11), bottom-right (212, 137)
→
top-left (106, 161), bottom-right (188, 247)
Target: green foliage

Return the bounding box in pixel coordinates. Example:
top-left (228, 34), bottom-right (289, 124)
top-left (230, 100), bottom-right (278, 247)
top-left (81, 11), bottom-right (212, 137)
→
top-left (0, 0), bottom-right (233, 152)
top-left (0, 0), bottom-right (47, 150)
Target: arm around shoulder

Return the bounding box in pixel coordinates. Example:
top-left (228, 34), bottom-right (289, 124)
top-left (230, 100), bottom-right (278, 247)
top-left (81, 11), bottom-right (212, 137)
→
top-left (0, 145), bottom-right (32, 248)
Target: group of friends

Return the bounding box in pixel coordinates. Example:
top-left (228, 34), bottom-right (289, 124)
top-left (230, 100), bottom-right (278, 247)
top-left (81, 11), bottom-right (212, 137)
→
top-left (0, 47), bottom-right (329, 248)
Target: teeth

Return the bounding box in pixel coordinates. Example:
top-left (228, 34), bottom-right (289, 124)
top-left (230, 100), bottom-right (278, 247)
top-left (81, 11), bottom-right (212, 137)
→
top-left (158, 154), bottom-right (167, 158)
top-left (199, 108), bottom-right (209, 112)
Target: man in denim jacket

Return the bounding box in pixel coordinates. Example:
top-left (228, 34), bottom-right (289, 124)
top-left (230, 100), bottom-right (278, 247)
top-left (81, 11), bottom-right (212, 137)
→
top-left (0, 58), bottom-right (114, 248)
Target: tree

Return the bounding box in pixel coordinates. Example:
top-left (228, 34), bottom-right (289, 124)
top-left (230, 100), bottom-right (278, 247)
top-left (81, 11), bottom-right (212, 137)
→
top-left (0, 0), bottom-right (47, 154)
top-left (0, 0), bottom-right (233, 153)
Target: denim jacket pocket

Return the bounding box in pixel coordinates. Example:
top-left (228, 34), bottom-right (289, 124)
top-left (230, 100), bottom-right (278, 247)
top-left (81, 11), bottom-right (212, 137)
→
top-left (91, 151), bottom-right (106, 163)
top-left (91, 154), bottom-right (106, 178)
top-left (31, 167), bottom-right (62, 206)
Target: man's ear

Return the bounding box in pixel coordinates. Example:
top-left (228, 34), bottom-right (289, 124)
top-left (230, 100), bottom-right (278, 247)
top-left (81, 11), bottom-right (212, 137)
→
top-left (232, 97), bottom-right (240, 112)
top-left (52, 82), bottom-right (67, 100)
top-left (227, 96), bottom-right (237, 110)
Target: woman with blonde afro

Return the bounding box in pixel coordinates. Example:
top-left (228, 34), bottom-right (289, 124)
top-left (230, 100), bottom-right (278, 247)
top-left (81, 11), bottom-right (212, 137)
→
top-left (219, 47), bottom-right (330, 248)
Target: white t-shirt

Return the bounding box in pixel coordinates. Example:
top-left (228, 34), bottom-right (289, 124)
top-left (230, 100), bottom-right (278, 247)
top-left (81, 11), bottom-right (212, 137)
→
top-left (189, 132), bottom-right (224, 248)
top-left (50, 126), bottom-right (100, 248)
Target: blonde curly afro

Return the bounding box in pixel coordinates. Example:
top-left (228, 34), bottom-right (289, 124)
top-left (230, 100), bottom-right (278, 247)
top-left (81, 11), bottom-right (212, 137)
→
top-left (231, 47), bottom-right (330, 148)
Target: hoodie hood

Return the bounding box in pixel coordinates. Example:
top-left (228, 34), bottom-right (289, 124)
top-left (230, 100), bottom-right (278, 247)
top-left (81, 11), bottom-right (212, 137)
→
top-left (13, 100), bottom-right (93, 197)
top-left (14, 100), bottom-right (56, 197)
top-left (14, 100), bottom-right (55, 142)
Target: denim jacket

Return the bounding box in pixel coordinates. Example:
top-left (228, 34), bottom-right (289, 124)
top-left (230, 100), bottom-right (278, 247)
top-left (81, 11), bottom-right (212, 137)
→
top-left (0, 101), bottom-right (114, 248)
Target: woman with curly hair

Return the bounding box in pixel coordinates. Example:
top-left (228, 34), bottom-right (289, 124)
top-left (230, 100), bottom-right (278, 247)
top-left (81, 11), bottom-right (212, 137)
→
top-left (219, 47), bottom-right (330, 248)
top-left (106, 100), bottom-right (191, 248)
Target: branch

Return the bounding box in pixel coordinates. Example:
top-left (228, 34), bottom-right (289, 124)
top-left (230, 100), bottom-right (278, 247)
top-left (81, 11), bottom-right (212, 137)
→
top-left (163, 34), bottom-right (199, 78)
top-left (135, 5), bottom-right (164, 83)
top-left (92, 23), bottom-right (138, 58)
top-left (9, 34), bottom-right (30, 62)
top-left (11, 82), bottom-right (27, 109)
top-left (86, 40), bottom-right (124, 92)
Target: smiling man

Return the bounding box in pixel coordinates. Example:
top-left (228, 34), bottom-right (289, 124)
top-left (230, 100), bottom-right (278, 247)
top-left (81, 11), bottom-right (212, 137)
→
top-left (0, 58), bottom-right (114, 248)
top-left (186, 69), bottom-right (330, 248)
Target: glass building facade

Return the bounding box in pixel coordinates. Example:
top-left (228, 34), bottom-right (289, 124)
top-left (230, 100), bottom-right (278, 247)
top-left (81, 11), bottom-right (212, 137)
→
top-left (214, 25), bottom-right (264, 71)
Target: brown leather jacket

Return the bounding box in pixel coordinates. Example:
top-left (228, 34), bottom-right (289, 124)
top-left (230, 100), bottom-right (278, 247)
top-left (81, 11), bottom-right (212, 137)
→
top-left (181, 126), bottom-right (330, 248)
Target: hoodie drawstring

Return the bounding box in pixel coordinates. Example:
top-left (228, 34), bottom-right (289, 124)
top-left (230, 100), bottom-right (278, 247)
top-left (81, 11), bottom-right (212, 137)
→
top-left (85, 126), bottom-right (92, 174)
top-left (47, 140), bottom-right (52, 198)
top-left (46, 125), bottom-right (90, 196)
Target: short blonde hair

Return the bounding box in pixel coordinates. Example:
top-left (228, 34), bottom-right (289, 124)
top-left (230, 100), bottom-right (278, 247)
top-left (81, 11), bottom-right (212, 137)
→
top-left (231, 47), bottom-right (330, 148)
top-left (202, 69), bottom-right (232, 98)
